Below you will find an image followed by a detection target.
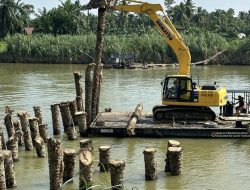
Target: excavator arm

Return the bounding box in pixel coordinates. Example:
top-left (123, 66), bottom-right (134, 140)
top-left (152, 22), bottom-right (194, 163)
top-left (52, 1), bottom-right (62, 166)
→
top-left (87, 0), bottom-right (191, 75)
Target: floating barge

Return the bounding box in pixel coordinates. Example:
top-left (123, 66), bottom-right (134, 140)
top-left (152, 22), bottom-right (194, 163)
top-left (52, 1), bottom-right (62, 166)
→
top-left (90, 112), bottom-right (250, 138)
top-left (90, 90), bottom-right (250, 138)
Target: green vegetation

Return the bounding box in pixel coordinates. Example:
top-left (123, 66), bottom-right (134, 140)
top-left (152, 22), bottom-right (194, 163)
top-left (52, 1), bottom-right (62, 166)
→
top-left (0, 41), bottom-right (7, 53)
top-left (183, 28), bottom-right (229, 61)
top-left (2, 29), bottom-right (230, 63)
top-left (0, 0), bottom-right (250, 64)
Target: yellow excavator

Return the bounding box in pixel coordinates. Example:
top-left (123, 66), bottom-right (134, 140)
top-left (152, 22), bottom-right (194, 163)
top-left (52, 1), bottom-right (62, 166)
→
top-left (87, 0), bottom-right (228, 121)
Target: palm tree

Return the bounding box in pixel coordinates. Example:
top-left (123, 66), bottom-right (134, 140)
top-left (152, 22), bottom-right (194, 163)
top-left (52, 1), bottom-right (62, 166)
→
top-left (34, 0), bottom-right (86, 35)
top-left (0, 0), bottom-right (31, 38)
top-left (208, 9), bottom-right (225, 32)
top-left (192, 7), bottom-right (208, 27)
top-left (172, 2), bottom-right (188, 27)
top-left (58, 0), bottom-right (86, 34)
top-left (33, 8), bottom-right (53, 33)
top-left (164, 0), bottom-right (175, 16)
top-left (238, 11), bottom-right (248, 20)
top-left (184, 0), bottom-right (195, 20)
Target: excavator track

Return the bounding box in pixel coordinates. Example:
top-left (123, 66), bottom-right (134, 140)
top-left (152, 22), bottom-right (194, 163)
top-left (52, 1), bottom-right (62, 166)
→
top-left (152, 105), bottom-right (216, 123)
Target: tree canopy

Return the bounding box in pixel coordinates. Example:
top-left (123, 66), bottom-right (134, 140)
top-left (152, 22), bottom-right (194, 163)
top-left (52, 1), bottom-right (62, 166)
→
top-left (0, 0), bottom-right (249, 38)
top-left (0, 0), bottom-right (34, 38)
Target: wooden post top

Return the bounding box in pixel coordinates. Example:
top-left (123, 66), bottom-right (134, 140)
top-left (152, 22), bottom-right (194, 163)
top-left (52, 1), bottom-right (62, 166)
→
top-left (64, 149), bottom-right (76, 155)
top-left (143, 147), bottom-right (156, 154)
top-left (168, 147), bottom-right (183, 153)
top-left (109, 160), bottom-right (125, 168)
top-left (168, 140), bottom-right (181, 147)
top-left (99, 145), bottom-right (111, 151)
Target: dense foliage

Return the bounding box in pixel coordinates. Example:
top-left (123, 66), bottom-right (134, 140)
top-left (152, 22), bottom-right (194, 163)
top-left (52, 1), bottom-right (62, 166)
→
top-left (2, 29), bottom-right (229, 63)
top-left (0, 0), bottom-right (250, 64)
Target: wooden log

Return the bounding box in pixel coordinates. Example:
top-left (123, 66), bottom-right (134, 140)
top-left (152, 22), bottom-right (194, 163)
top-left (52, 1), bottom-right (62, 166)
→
top-left (39, 124), bottom-right (48, 143)
top-left (33, 106), bottom-right (43, 125)
top-left (29, 117), bottom-right (40, 145)
top-left (4, 113), bottom-right (15, 139)
top-left (47, 138), bottom-right (64, 190)
top-left (17, 112), bottom-right (33, 151)
top-left (66, 126), bottom-right (77, 141)
top-left (0, 153), bottom-right (6, 190)
top-left (0, 136), bottom-right (2, 151)
top-left (76, 96), bottom-right (84, 112)
top-left (5, 105), bottom-right (13, 115)
top-left (0, 125), bottom-right (6, 150)
top-left (63, 149), bottom-right (76, 183)
top-left (165, 140), bottom-right (181, 172)
top-left (99, 145), bottom-right (111, 172)
top-left (74, 72), bottom-right (84, 112)
top-left (74, 71), bottom-right (83, 98)
top-left (6, 131), bottom-right (21, 162)
top-left (68, 100), bottom-right (78, 125)
top-left (92, 7), bottom-right (107, 124)
top-left (75, 111), bottom-right (88, 137)
top-left (168, 147), bottom-right (183, 176)
top-left (13, 121), bottom-right (24, 146)
top-left (85, 63), bottom-right (95, 127)
top-left (34, 137), bottom-right (47, 157)
top-left (126, 104), bottom-right (143, 136)
top-left (59, 102), bottom-right (74, 132)
top-left (143, 148), bottom-right (157, 180)
top-left (3, 150), bottom-right (16, 188)
top-left (1, 134), bottom-right (6, 150)
top-left (109, 160), bottom-right (125, 190)
top-left (51, 103), bottom-right (61, 135)
top-left (80, 139), bottom-right (93, 154)
top-left (79, 149), bottom-right (94, 189)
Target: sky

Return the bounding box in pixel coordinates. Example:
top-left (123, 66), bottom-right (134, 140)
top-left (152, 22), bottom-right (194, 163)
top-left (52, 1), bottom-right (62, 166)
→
top-left (22, 0), bottom-right (250, 16)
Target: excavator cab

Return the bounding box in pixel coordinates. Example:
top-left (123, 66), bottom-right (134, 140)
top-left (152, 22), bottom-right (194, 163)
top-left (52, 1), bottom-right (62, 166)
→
top-left (162, 75), bottom-right (195, 102)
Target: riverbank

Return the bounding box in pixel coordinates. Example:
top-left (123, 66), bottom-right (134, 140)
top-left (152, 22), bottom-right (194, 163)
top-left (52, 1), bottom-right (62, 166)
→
top-left (2, 30), bottom-right (248, 65)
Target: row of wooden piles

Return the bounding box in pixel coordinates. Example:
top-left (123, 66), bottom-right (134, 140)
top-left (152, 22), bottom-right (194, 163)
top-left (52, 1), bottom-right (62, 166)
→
top-left (0, 68), bottom-right (103, 189)
top-left (0, 69), bottom-right (99, 152)
top-left (0, 136), bottom-right (183, 189)
top-left (0, 103), bottom-right (183, 190)
top-left (47, 138), bottom-right (125, 190)
top-left (0, 72), bottom-right (86, 161)
top-left (0, 105), bottom-right (49, 189)
top-left (48, 139), bottom-right (183, 190)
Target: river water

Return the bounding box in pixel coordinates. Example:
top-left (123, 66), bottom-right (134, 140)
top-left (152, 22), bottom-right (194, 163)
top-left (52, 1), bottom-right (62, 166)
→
top-left (0, 63), bottom-right (250, 190)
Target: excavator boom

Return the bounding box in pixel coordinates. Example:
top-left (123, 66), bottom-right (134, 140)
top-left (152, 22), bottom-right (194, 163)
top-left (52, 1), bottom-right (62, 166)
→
top-left (87, 0), bottom-right (191, 75)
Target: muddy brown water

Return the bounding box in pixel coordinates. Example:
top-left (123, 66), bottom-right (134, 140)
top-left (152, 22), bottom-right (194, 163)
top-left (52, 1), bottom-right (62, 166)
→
top-left (1, 63), bottom-right (250, 189)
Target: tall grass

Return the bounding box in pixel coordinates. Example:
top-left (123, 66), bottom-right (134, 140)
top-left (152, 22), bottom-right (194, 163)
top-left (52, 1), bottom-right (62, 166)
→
top-left (3, 34), bottom-right (97, 63)
top-left (1, 29), bottom-right (231, 64)
top-left (183, 28), bottom-right (229, 61)
top-left (226, 37), bottom-right (250, 64)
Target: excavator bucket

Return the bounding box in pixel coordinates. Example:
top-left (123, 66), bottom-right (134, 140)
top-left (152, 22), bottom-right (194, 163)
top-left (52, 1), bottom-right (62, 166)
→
top-left (86, 0), bottom-right (113, 9)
